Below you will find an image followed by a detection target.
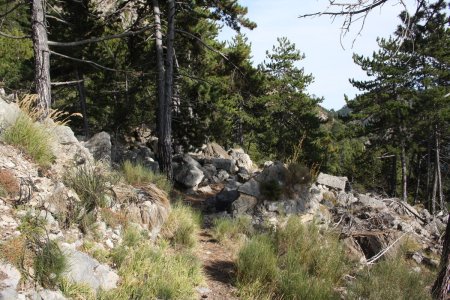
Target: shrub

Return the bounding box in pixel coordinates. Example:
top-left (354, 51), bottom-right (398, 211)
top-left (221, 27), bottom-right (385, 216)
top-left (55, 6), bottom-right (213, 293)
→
top-left (212, 215), bottom-right (254, 243)
top-left (34, 240), bottom-right (67, 288)
top-left (348, 257), bottom-right (433, 300)
top-left (0, 236), bottom-right (27, 268)
top-left (64, 164), bottom-right (115, 213)
top-left (122, 160), bottom-right (172, 193)
top-left (286, 162), bottom-right (311, 185)
top-left (100, 208), bottom-right (128, 229)
top-left (276, 218), bottom-right (350, 298)
top-left (2, 114), bottom-right (54, 167)
top-left (260, 179), bottom-right (283, 201)
top-left (162, 202), bottom-right (201, 249)
top-left (99, 244), bottom-right (203, 300)
top-left (0, 169), bottom-right (19, 198)
top-left (236, 234), bottom-right (278, 291)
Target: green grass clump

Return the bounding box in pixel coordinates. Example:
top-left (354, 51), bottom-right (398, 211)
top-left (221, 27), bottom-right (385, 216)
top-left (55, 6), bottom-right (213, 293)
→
top-left (236, 234), bottom-right (278, 296)
top-left (34, 240), bottom-right (68, 288)
top-left (59, 278), bottom-right (96, 300)
top-left (348, 257), bottom-right (433, 300)
top-left (64, 164), bottom-right (115, 213)
top-left (235, 217), bottom-right (351, 299)
top-left (99, 244), bottom-right (203, 300)
top-left (212, 215), bottom-right (254, 243)
top-left (2, 114), bottom-right (54, 167)
top-left (162, 202), bottom-right (201, 249)
top-left (122, 160), bottom-right (172, 193)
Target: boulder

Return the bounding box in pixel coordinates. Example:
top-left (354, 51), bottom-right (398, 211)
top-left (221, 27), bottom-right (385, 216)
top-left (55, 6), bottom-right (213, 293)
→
top-left (237, 178), bottom-right (261, 198)
top-left (316, 173), bottom-right (348, 191)
top-left (229, 148), bottom-right (254, 172)
top-left (174, 163), bottom-right (204, 188)
top-left (209, 158), bottom-right (237, 174)
top-left (212, 169), bottom-right (229, 183)
top-left (83, 132), bottom-right (112, 163)
top-left (0, 99), bottom-right (21, 133)
top-left (232, 194), bottom-right (258, 216)
top-left (0, 263), bottom-right (21, 300)
top-left (29, 289), bottom-right (67, 300)
top-left (202, 142), bottom-right (231, 159)
top-left (357, 194), bottom-right (386, 210)
top-left (215, 189), bottom-right (240, 212)
top-left (61, 243), bottom-right (119, 291)
top-left (255, 162), bottom-right (287, 185)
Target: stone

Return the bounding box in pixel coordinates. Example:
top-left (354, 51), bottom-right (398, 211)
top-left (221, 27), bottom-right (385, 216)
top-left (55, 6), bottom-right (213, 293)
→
top-left (212, 170), bottom-right (229, 183)
top-left (215, 189), bottom-right (240, 212)
top-left (229, 148), bottom-right (254, 172)
top-left (0, 263), bottom-right (21, 300)
top-left (0, 99), bottom-right (21, 133)
top-left (30, 289), bottom-right (67, 300)
top-left (232, 194), bottom-right (258, 216)
top-left (61, 243), bottom-right (119, 291)
top-left (357, 194), bottom-right (386, 209)
top-left (316, 173), bottom-right (348, 191)
top-left (83, 132), bottom-right (112, 162)
top-left (174, 164), bottom-right (204, 188)
top-left (203, 142), bottom-right (231, 159)
top-left (209, 158), bottom-right (237, 174)
top-left (201, 164), bottom-right (217, 180)
top-left (52, 125), bottom-right (79, 145)
top-left (237, 178), bottom-right (260, 198)
top-left (255, 162), bottom-right (287, 185)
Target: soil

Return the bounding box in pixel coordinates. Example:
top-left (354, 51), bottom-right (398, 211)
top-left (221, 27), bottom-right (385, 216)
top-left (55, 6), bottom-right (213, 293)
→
top-left (182, 184), bottom-right (240, 299)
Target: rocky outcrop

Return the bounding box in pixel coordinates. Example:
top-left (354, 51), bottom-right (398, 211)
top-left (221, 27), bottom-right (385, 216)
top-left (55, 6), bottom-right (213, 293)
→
top-left (83, 131), bottom-right (112, 163)
top-left (316, 172), bottom-right (348, 191)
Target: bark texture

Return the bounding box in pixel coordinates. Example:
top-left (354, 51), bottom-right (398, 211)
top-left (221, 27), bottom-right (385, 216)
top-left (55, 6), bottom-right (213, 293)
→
top-left (432, 212), bottom-right (450, 299)
top-left (31, 0), bottom-right (51, 117)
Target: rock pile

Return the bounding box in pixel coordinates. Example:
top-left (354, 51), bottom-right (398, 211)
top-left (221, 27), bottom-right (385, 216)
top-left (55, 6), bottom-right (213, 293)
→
top-left (0, 98), bottom-right (170, 299)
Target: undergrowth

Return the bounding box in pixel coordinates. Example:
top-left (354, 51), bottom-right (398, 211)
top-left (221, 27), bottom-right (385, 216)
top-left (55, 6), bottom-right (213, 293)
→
top-left (162, 202), bottom-right (201, 249)
top-left (212, 215), bottom-right (254, 243)
top-left (122, 160), bottom-right (172, 193)
top-left (99, 242), bottom-right (203, 300)
top-left (2, 114), bottom-right (54, 167)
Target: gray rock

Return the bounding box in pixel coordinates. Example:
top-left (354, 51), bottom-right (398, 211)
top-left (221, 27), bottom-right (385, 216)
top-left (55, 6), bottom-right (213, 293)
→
top-left (0, 263), bottom-right (21, 300)
top-left (232, 194), bottom-right (258, 216)
top-left (174, 164), bottom-right (204, 188)
top-left (53, 125), bottom-right (79, 145)
top-left (212, 169), bottom-right (229, 183)
top-left (0, 99), bottom-right (21, 133)
top-left (61, 243), bottom-right (119, 291)
top-left (229, 148), bottom-right (254, 172)
top-left (238, 178), bottom-right (260, 198)
top-left (83, 132), bottom-right (112, 162)
top-left (203, 142), bottom-right (231, 159)
top-left (357, 194), bottom-right (386, 209)
top-left (30, 289), bottom-right (67, 300)
top-left (201, 164), bottom-right (217, 180)
top-left (255, 162), bottom-right (287, 185)
top-left (210, 158), bottom-right (237, 174)
top-left (214, 189), bottom-right (240, 212)
top-left (316, 173), bottom-right (348, 191)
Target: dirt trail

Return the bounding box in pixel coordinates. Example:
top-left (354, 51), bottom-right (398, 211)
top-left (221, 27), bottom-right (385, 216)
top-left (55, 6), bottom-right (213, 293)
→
top-left (182, 185), bottom-right (240, 300)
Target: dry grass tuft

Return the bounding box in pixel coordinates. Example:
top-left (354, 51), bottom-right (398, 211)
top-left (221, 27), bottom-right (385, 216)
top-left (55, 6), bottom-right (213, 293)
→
top-left (0, 169), bottom-right (19, 198)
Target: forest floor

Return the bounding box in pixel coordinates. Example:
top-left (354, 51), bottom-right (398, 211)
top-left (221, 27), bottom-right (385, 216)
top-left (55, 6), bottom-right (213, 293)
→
top-left (182, 185), bottom-right (240, 300)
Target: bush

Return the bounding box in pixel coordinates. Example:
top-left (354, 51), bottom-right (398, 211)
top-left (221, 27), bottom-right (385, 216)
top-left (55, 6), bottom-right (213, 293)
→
top-left (212, 215), bottom-right (254, 243)
top-left (99, 244), bottom-right (203, 300)
top-left (34, 240), bottom-right (67, 288)
top-left (236, 234), bottom-right (278, 291)
top-left (122, 160), bottom-right (172, 193)
top-left (162, 202), bottom-right (201, 249)
top-left (0, 169), bottom-right (19, 198)
top-left (2, 115), bottom-right (54, 167)
top-left (260, 180), bottom-right (283, 201)
top-left (286, 162), bottom-right (311, 185)
top-left (348, 257), bottom-right (433, 300)
top-left (64, 164), bottom-right (115, 213)
top-left (59, 278), bottom-right (95, 300)
top-left (276, 218), bottom-right (349, 298)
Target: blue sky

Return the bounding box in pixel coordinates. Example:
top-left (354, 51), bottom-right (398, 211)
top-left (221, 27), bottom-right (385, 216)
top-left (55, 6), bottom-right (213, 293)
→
top-left (218, 0), bottom-right (418, 110)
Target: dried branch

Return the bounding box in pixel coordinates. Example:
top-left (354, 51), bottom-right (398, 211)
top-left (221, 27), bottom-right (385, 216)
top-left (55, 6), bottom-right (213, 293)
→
top-left (0, 30), bottom-right (30, 39)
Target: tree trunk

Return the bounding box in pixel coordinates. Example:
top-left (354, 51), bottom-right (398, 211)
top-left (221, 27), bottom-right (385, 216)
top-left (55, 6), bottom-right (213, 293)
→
top-left (427, 137), bottom-right (432, 211)
top-left (432, 166), bottom-right (437, 215)
top-left (432, 212), bottom-right (450, 299)
top-left (435, 128), bottom-right (444, 210)
top-left (31, 0), bottom-right (51, 118)
top-left (76, 68), bottom-right (89, 138)
top-left (401, 143), bottom-right (407, 201)
top-left (390, 155), bottom-right (397, 197)
top-left (153, 0), bottom-right (175, 180)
